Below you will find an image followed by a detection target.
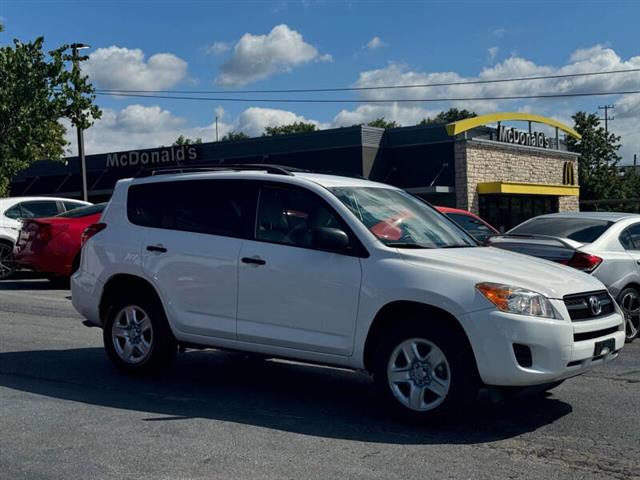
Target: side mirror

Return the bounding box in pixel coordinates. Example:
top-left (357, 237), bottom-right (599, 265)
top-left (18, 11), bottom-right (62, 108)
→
top-left (311, 227), bottom-right (350, 252)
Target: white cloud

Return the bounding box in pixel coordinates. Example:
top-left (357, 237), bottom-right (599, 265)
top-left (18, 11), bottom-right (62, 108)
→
top-left (332, 103), bottom-right (437, 127)
top-left (206, 41), bottom-right (231, 55)
top-left (487, 47), bottom-right (499, 63)
top-left (84, 46), bottom-right (187, 90)
top-left (365, 36), bottom-right (385, 50)
top-left (216, 24), bottom-right (331, 86)
top-left (236, 107), bottom-right (328, 136)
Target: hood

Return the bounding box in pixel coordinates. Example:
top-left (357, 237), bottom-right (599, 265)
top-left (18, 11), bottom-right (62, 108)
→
top-left (399, 246), bottom-right (605, 299)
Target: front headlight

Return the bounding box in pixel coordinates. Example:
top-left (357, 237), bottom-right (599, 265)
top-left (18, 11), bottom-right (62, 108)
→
top-left (476, 282), bottom-right (558, 319)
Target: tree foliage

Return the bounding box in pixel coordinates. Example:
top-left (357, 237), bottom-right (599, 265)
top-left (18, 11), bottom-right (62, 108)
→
top-left (420, 108), bottom-right (477, 125)
top-left (173, 135), bottom-right (202, 146)
top-left (0, 34), bottom-right (101, 196)
top-left (567, 112), bottom-right (624, 201)
top-left (263, 121), bottom-right (317, 136)
top-left (367, 118), bottom-right (401, 129)
top-left (222, 130), bottom-right (250, 141)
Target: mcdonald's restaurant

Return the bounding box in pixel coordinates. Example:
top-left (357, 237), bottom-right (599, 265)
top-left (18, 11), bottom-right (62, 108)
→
top-left (10, 112), bottom-right (580, 232)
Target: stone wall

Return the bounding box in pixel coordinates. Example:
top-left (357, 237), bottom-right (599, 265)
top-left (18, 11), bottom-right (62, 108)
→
top-left (454, 139), bottom-right (580, 214)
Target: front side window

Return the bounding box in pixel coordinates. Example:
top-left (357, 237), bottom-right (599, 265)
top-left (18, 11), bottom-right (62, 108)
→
top-left (63, 201), bottom-right (88, 212)
top-left (128, 179), bottom-right (257, 238)
top-left (509, 217), bottom-right (613, 243)
top-left (446, 212), bottom-right (496, 242)
top-left (256, 186), bottom-right (343, 249)
top-left (330, 187), bottom-right (476, 248)
top-left (620, 224), bottom-right (640, 250)
top-left (17, 201), bottom-right (60, 219)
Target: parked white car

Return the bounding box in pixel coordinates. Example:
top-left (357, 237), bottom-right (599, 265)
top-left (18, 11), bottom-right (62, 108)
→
top-left (487, 212), bottom-right (640, 341)
top-left (72, 166), bottom-right (625, 421)
top-left (0, 196), bottom-right (91, 279)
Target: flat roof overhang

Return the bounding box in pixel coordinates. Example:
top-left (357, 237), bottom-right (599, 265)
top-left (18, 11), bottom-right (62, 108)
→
top-left (477, 181), bottom-right (579, 196)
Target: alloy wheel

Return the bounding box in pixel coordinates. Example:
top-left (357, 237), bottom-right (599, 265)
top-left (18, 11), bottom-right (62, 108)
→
top-left (0, 243), bottom-right (15, 280)
top-left (111, 305), bottom-right (154, 364)
top-left (620, 290), bottom-right (640, 340)
top-left (387, 338), bottom-right (451, 412)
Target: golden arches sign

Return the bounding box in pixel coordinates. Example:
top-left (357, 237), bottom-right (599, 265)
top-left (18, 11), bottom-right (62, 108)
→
top-left (563, 161), bottom-right (576, 185)
top-left (445, 112), bottom-right (581, 140)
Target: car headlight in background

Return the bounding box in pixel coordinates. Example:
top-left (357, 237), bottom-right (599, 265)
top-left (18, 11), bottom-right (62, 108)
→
top-left (476, 283), bottom-right (558, 319)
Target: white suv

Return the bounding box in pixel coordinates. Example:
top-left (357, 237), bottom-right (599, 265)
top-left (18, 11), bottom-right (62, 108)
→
top-left (72, 166), bottom-right (625, 421)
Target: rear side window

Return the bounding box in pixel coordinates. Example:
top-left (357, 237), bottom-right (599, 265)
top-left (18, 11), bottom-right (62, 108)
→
top-left (509, 217), bottom-right (614, 243)
top-left (620, 224), bottom-right (640, 250)
top-left (127, 180), bottom-right (258, 238)
top-left (446, 212), bottom-right (495, 242)
top-left (16, 201), bottom-right (60, 219)
top-left (57, 203), bottom-right (106, 218)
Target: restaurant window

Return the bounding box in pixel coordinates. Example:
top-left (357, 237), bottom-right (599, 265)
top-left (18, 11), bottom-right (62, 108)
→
top-left (479, 195), bottom-right (559, 232)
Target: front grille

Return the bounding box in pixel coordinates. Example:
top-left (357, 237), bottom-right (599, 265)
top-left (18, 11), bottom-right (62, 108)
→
top-left (564, 290), bottom-right (614, 321)
top-left (574, 326), bottom-right (619, 342)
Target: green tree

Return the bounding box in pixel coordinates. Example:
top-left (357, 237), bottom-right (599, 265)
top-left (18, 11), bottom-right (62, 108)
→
top-left (0, 35), bottom-right (101, 196)
top-left (263, 121), bottom-right (316, 136)
top-left (222, 130), bottom-right (250, 141)
top-left (420, 108), bottom-right (477, 125)
top-left (567, 112), bottom-right (625, 204)
top-left (367, 118), bottom-right (401, 129)
top-left (173, 135), bottom-right (202, 146)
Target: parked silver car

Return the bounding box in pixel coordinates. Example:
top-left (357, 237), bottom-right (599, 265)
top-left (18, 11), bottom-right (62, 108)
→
top-left (487, 212), bottom-right (640, 341)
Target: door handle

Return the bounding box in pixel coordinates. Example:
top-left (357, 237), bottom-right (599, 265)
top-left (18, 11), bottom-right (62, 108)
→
top-left (241, 256), bottom-right (266, 266)
top-left (146, 245), bottom-right (167, 253)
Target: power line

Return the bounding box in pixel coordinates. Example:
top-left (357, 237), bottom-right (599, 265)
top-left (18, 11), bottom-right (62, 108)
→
top-left (92, 68), bottom-right (640, 95)
top-left (94, 89), bottom-right (640, 103)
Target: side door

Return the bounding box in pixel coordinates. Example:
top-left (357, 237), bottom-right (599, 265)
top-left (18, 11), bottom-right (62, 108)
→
top-left (237, 183), bottom-right (364, 356)
top-left (620, 223), bottom-right (640, 272)
top-left (133, 179), bottom-right (258, 340)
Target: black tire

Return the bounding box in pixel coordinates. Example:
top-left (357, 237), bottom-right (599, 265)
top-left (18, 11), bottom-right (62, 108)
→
top-left (103, 291), bottom-right (177, 374)
top-left (618, 287), bottom-right (639, 343)
top-left (0, 241), bottom-right (16, 280)
top-left (373, 321), bottom-right (479, 423)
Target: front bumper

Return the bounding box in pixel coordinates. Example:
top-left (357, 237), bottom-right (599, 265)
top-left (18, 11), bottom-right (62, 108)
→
top-left (460, 302), bottom-right (625, 387)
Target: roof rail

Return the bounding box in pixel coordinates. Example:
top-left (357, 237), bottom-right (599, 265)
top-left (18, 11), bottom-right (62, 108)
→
top-left (135, 163), bottom-right (297, 178)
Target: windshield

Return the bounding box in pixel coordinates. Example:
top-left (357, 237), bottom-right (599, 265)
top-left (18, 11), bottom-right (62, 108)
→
top-left (330, 187), bottom-right (477, 248)
top-left (56, 203), bottom-right (106, 218)
top-left (509, 217), bottom-right (613, 243)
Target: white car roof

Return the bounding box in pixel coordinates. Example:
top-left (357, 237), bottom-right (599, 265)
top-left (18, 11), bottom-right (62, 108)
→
top-left (529, 211), bottom-right (640, 222)
top-left (0, 196), bottom-right (90, 209)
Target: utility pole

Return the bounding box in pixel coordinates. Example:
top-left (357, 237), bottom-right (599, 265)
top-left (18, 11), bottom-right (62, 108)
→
top-left (598, 104), bottom-right (615, 134)
top-left (70, 43), bottom-right (91, 202)
top-left (215, 116), bottom-right (219, 142)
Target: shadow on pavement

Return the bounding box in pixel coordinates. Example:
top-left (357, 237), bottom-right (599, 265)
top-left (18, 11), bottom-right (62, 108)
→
top-left (0, 347), bottom-right (572, 444)
top-left (0, 273), bottom-right (62, 291)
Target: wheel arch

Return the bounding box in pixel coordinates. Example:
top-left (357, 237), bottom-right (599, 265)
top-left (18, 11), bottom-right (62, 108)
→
top-left (99, 273), bottom-right (165, 326)
top-left (362, 300), bottom-right (480, 378)
top-left (619, 282), bottom-right (640, 297)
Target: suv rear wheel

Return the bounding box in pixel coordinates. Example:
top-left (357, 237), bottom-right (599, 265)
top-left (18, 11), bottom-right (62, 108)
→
top-left (373, 322), bottom-right (478, 422)
top-left (103, 293), bottom-right (177, 373)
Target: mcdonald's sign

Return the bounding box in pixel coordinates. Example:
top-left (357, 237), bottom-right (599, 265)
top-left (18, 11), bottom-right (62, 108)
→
top-left (563, 161), bottom-right (576, 185)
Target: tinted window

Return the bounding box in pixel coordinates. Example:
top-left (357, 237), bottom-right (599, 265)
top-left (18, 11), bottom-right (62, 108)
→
top-left (63, 201), bottom-right (88, 212)
top-left (331, 187), bottom-right (476, 248)
top-left (128, 180), bottom-right (257, 238)
top-left (18, 201), bottom-right (60, 219)
top-left (446, 212), bottom-right (496, 242)
top-left (57, 203), bottom-right (106, 218)
top-left (620, 224), bottom-right (640, 250)
top-left (4, 205), bottom-right (23, 219)
top-left (256, 186), bottom-right (343, 249)
top-left (509, 217), bottom-right (613, 243)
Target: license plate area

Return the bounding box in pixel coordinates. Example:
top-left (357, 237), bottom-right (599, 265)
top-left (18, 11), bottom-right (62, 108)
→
top-left (594, 338), bottom-right (615, 356)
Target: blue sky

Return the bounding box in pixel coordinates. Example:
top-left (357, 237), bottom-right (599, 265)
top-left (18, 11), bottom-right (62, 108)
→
top-left (2, 0), bottom-right (639, 162)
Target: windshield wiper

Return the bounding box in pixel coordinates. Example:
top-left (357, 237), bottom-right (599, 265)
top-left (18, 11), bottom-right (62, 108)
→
top-left (386, 242), bottom-right (433, 249)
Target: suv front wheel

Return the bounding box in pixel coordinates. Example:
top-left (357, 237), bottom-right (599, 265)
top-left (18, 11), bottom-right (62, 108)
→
top-left (103, 293), bottom-right (177, 373)
top-left (373, 323), bottom-right (478, 422)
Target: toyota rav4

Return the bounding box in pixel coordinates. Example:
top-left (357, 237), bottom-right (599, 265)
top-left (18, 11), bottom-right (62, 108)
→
top-left (71, 165), bottom-right (626, 421)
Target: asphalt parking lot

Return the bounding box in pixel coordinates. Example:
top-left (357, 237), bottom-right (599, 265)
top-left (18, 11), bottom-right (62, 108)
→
top-left (1, 275), bottom-right (639, 480)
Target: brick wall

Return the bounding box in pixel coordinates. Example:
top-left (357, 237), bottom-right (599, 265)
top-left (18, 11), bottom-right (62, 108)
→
top-left (454, 139), bottom-right (580, 214)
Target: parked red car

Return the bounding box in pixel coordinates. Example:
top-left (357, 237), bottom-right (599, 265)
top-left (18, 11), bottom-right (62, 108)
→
top-left (435, 206), bottom-right (499, 243)
top-left (13, 203), bottom-right (106, 283)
